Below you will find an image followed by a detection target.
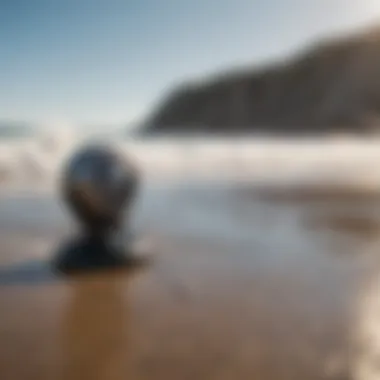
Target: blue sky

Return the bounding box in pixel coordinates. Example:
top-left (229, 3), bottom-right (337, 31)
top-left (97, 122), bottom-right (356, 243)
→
top-left (1, 0), bottom-right (380, 126)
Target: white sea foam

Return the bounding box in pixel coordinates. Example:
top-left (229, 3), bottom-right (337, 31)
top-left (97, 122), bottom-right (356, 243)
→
top-left (0, 127), bottom-right (380, 192)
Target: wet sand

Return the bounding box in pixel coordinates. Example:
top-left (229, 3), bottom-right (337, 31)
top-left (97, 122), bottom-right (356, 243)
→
top-left (0, 180), bottom-right (380, 380)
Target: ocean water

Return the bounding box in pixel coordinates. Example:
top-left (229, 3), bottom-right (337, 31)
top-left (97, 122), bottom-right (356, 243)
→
top-left (0, 128), bottom-right (380, 192)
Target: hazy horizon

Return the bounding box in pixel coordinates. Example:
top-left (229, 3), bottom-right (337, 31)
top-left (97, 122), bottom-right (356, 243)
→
top-left (2, 0), bottom-right (380, 128)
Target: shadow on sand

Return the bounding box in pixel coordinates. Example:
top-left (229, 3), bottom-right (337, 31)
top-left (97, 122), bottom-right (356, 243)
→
top-left (0, 259), bottom-right (56, 286)
top-left (0, 254), bottom-right (149, 286)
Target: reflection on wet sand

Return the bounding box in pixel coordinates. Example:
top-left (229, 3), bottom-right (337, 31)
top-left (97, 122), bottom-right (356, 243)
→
top-left (0, 182), bottom-right (380, 379)
top-left (59, 274), bottom-right (131, 380)
top-left (243, 184), bottom-right (380, 202)
top-left (308, 214), bottom-right (380, 239)
top-left (350, 269), bottom-right (380, 380)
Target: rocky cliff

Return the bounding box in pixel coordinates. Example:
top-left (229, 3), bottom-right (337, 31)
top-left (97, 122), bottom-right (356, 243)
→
top-left (142, 26), bottom-right (380, 135)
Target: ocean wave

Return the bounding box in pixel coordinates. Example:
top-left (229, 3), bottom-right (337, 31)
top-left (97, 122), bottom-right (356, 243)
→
top-left (1, 127), bottom-right (380, 192)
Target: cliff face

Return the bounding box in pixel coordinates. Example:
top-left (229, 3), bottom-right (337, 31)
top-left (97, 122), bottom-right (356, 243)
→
top-left (143, 27), bottom-right (380, 135)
